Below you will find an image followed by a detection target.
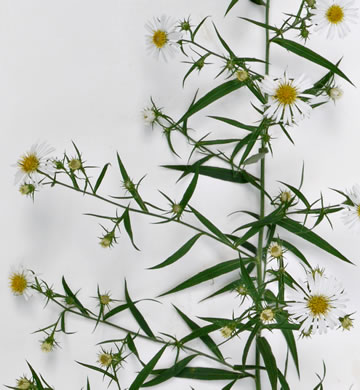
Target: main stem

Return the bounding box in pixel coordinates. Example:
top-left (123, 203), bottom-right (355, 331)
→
top-left (255, 0), bottom-right (271, 389)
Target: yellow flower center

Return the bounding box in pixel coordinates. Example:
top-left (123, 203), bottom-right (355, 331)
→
top-left (357, 204), bottom-right (360, 217)
top-left (19, 154), bottom-right (40, 173)
top-left (274, 84), bottom-right (298, 105)
top-left (326, 5), bottom-right (344, 24)
top-left (307, 295), bottom-right (330, 316)
top-left (100, 294), bottom-right (111, 305)
top-left (9, 273), bottom-right (28, 294)
top-left (68, 158), bottom-right (81, 171)
top-left (152, 30), bottom-right (168, 48)
top-left (269, 244), bottom-right (282, 258)
top-left (260, 308), bottom-right (275, 323)
top-left (98, 353), bottom-right (112, 367)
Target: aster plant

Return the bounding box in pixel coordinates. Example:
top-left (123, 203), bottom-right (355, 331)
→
top-left (8, 0), bottom-right (358, 389)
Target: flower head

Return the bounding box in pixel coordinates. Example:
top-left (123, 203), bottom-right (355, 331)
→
top-left (19, 181), bottom-right (38, 199)
top-left (328, 86), bottom-right (343, 100)
top-left (280, 190), bottom-right (292, 203)
top-left (311, 0), bottom-right (358, 39)
top-left (236, 69), bottom-right (249, 82)
top-left (220, 323), bottom-right (236, 338)
top-left (16, 376), bottom-right (32, 390)
top-left (15, 143), bottom-right (54, 184)
top-left (261, 73), bottom-right (313, 126)
top-left (339, 314), bottom-right (354, 330)
top-left (98, 350), bottom-right (113, 368)
top-left (9, 266), bottom-right (35, 300)
top-left (145, 15), bottom-right (182, 61)
top-left (287, 272), bottom-right (347, 334)
top-left (260, 308), bottom-right (275, 324)
top-left (41, 336), bottom-right (56, 353)
top-left (68, 158), bottom-right (82, 171)
top-left (142, 108), bottom-right (156, 126)
top-left (268, 242), bottom-right (284, 259)
top-left (342, 184), bottom-right (360, 230)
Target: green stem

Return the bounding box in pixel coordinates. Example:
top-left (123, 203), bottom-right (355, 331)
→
top-left (255, 0), bottom-right (271, 389)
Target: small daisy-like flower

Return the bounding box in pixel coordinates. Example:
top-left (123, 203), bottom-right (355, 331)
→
top-left (261, 73), bottom-right (314, 126)
top-left (68, 158), bottom-right (82, 171)
top-left (99, 293), bottom-right (112, 307)
top-left (145, 15), bottom-right (182, 61)
top-left (342, 184), bottom-right (360, 230)
top-left (9, 266), bottom-right (35, 300)
top-left (142, 108), bottom-right (156, 126)
top-left (260, 308), bottom-right (275, 324)
top-left (287, 272), bottom-right (347, 334)
top-left (16, 376), bottom-right (32, 390)
top-left (268, 242), bottom-right (284, 259)
top-left (339, 314), bottom-right (354, 330)
top-left (98, 351), bottom-right (113, 368)
top-left (311, 0), bottom-right (358, 39)
top-left (15, 142), bottom-right (55, 184)
top-left (328, 86), bottom-right (343, 100)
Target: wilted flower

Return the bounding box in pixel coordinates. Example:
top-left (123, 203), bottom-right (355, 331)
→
top-left (311, 0), bottom-right (358, 39)
top-left (280, 190), bottom-right (292, 203)
top-left (41, 336), bottom-right (56, 353)
top-left (98, 350), bottom-right (113, 368)
top-left (68, 158), bottom-right (82, 171)
top-left (287, 272), bottom-right (347, 334)
top-left (260, 308), bottom-right (275, 324)
top-left (268, 242), bottom-right (284, 259)
top-left (220, 324), bottom-right (236, 338)
top-left (145, 15), bottom-right (182, 61)
top-left (261, 73), bottom-right (313, 126)
top-left (328, 86), bottom-right (343, 100)
top-left (339, 314), bottom-right (354, 330)
top-left (236, 69), bottom-right (249, 82)
top-left (16, 376), bottom-right (32, 390)
top-left (19, 182), bottom-right (37, 198)
top-left (142, 108), bottom-right (156, 125)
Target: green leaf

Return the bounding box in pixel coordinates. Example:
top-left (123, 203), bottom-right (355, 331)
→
top-left (239, 121), bottom-right (265, 166)
top-left (225, 0), bottom-right (239, 15)
top-left (179, 170), bottom-right (199, 212)
top-left (129, 345), bottom-right (167, 390)
top-left (249, 0), bottom-right (266, 5)
top-left (117, 152), bottom-right (130, 182)
top-left (277, 370), bottom-right (290, 390)
top-left (149, 233), bottom-right (203, 269)
top-left (183, 53), bottom-right (211, 86)
top-left (222, 380), bottom-right (237, 390)
top-left (279, 181), bottom-right (310, 209)
top-left (76, 361), bottom-right (117, 381)
top-left (174, 306), bottom-right (224, 361)
top-left (192, 16), bottom-right (210, 40)
top-left (272, 38), bottom-right (353, 85)
top-left (159, 258), bottom-right (248, 296)
top-left (240, 17), bottom-right (277, 31)
top-left (93, 163), bottom-right (110, 194)
top-left (275, 238), bottom-right (311, 268)
top-left (103, 302), bottom-right (132, 320)
top-left (142, 355), bottom-right (197, 387)
top-left (125, 281), bottom-right (155, 338)
top-left (27, 362), bottom-right (45, 390)
top-left (152, 367), bottom-right (252, 380)
top-left (243, 152), bottom-right (266, 166)
top-left (277, 217), bottom-right (353, 264)
top-left (177, 79), bottom-right (246, 124)
top-left (180, 323), bottom-right (220, 344)
top-left (242, 323), bottom-right (261, 366)
top-left (209, 116), bottom-right (259, 132)
top-left (62, 277), bottom-right (89, 316)
top-left (123, 208), bottom-right (140, 251)
top-left (212, 23), bottom-right (235, 57)
top-left (197, 138), bottom-right (242, 146)
top-left (257, 337), bottom-right (278, 390)
top-left (163, 164), bottom-right (258, 185)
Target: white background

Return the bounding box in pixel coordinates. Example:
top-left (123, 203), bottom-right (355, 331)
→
top-left (1, 0), bottom-right (360, 389)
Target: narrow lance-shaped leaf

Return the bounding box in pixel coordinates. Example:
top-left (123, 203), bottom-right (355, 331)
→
top-left (225, 0), bottom-right (239, 15)
top-left (183, 53), bottom-right (211, 86)
top-left (123, 208), bottom-right (140, 251)
top-left (277, 217), bottom-right (353, 264)
top-left (128, 345), bottom-right (167, 390)
top-left (189, 206), bottom-right (232, 245)
top-left (103, 302), bottom-right (132, 320)
top-left (240, 17), bottom-right (278, 31)
top-left (272, 38), bottom-right (353, 85)
top-left (159, 258), bottom-right (250, 296)
top-left (93, 163), bottom-right (110, 194)
top-left (76, 361), bottom-right (117, 381)
top-left (125, 280), bottom-right (155, 338)
top-left (62, 277), bottom-right (89, 316)
top-left (257, 337), bottom-right (278, 390)
top-left (149, 233), bottom-right (203, 269)
top-left (142, 355), bottom-right (197, 387)
top-left (27, 362), bottom-right (45, 390)
top-left (239, 121), bottom-right (265, 166)
top-left (152, 367), bottom-right (252, 380)
top-left (212, 23), bottom-right (235, 57)
top-left (209, 115), bottom-right (259, 132)
top-left (177, 79), bottom-right (246, 124)
top-left (174, 305), bottom-right (224, 361)
top-left (179, 170), bottom-right (199, 212)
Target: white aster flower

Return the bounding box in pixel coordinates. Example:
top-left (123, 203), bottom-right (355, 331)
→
top-left (311, 0), bottom-right (358, 39)
top-left (287, 272), bottom-right (347, 334)
top-left (9, 266), bottom-right (35, 300)
top-left (15, 142), bottom-right (55, 184)
top-left (261, 73), bottom-right (313, 126)
top-left (342, 184), bottom-right (360, 229)
top-left (145, 15), bottom-right (182, 61)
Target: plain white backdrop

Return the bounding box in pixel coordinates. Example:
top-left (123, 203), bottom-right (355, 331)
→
top-left (2, 0), bottom-right (360, 388)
